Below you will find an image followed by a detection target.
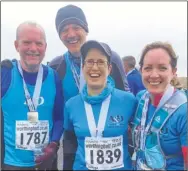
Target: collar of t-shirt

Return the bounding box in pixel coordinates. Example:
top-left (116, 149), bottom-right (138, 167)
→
top-left (69, 52), bottom-right (81, 69)
top-left (20, 65), bottom-right (47, 85)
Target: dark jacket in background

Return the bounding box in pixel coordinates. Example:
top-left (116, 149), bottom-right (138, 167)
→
top-left (127, 68), bottom-right (145, 96)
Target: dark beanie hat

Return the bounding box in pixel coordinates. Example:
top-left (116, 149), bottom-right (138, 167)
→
top-left (55, 5), bottom-right (89, 36)
top-left (81, 40), bottom-right (112, 63)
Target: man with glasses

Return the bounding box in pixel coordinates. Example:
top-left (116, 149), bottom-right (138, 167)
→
top-left (62, 40), bottom-right (137, 170)
top-left (48, 4), bottom-right (130, 170)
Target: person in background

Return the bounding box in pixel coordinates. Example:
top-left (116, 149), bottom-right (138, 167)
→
top-left (64, 40), bottom-right (137, 170)
top-left (132, 41), bottom-right (187, 170)
top-left (170, 74), bottom-right (188, 96)
top-left (122, 56), bottom-right (145, 96)
top-left (171, 74), bottom-right (184, 90)
top-left (1, 21), bottom-right (64, 170)
top-left (48, 4), bottom-right (130, 170)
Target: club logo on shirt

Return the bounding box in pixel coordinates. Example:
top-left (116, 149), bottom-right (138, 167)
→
top-left (24, 97), bottom-right (44, 106)
top-left (155, 116), bottom-right (161, 123)
top-left (108, 115), bottom-right (124, 127)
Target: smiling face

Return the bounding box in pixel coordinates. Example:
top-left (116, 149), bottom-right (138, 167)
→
top-left (60, 24), bottom-right (87, 56)
top-left (82, 48), bottom-right (112, 95)
top-left (14, 24), bottom-right (47, 72)
top-left (141, 48), bottom-right (177, 95)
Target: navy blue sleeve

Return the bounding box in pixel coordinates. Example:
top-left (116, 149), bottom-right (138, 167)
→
top-left (1, 66), bottom-right (12, 98)
top-left (51, 70), bottom-right (64, 142)
top-left (128, 72), bottom-right (145, 96)
top-left (127, 76), bottom-right (136, 95)
top-left (111, 51), bottom-right (130, 92)
top-left (1, 64), bottom-right (12, 164)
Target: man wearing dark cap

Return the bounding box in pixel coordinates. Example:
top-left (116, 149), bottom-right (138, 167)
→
top-left (50, 4), bottom-right (129, 96)
top-left (48, 4), bottom-right (130, 170)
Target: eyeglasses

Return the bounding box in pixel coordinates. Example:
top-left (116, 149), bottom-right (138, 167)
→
top-left (84, 59), bottom-right (109, 68)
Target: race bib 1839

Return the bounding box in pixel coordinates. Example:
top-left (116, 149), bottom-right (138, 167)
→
top-left (15, 120), bottom-right (49, 150)
top-left (85, 135), bottom-right (124, 170)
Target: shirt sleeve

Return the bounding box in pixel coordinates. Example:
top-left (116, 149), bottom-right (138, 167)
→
top-left (176, 103), bottom-right (188, 146)
top-left (1, 66), bottom-right (12, 98)
top-left (51, 71), bottom-right (64, 142)
top-left (127, 76), bottom-right (134, 95)
top-left (176, 103), bottom-right (188, 168)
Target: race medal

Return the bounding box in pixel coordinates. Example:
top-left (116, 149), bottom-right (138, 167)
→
top-left (27, 112), bottom-right (38, 122)
top-left (16, 120), bottom-right (49, 150)
top-left (85, 135), bottom-right (124, 170)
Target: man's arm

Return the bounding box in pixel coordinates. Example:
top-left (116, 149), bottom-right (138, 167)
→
top-left (63, 130), bottom-right (77, 170)
top-left (177, 104), bottom-right (188, 169)
top-left (1, 60), bottom-right (14, 167)
top-left (51, 71), bottom-right (64, 142)
top-left (110, 51), bottom-right (130, 91)
top-left (1, 61), bottom-right (13, 98)
top-left (35, 71), bottom-right (64, 167)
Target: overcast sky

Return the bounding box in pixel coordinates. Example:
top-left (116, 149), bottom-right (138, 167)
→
top-left (1, 1), bottom-right (187, 77)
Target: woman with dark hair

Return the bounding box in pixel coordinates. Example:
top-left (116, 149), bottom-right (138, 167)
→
top-left (63, 40), bottom-right (137, 170)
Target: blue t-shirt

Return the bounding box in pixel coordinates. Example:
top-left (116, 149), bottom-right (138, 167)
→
top-left (64, 88), bottom-right (137, 170)
top-left (136, 90), bottom-right (187, 170)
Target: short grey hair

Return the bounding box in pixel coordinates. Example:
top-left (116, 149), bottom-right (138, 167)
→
top-left (122, 56), bottom-right (136, 68)
top-left (16, 21), bottom-right (46, 41)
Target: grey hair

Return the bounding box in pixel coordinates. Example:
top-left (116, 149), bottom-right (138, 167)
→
top-left (122, 56), bottom-right (136, 68)
top-left (16, 21), bottom-right (46, 41)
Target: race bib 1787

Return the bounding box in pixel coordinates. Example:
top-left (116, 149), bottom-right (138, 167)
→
top-left (15, 120), bottom-right (49, 150)
top-left (85, 135), bottom-right (124, 170)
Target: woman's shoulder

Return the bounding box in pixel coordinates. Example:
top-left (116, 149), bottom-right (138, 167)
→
top-left (169, 102), bottom-right (187, 131)
top-left (136, 90), bottom-right (148, 100)
top-left (65, 94), bottom-right (83, 108)
top-left (173, 95), bottom-right (187, 118)
top-left (112, 88), bottom-right (136, 101)
top-left (112, 89), bottom-right (138, 114)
